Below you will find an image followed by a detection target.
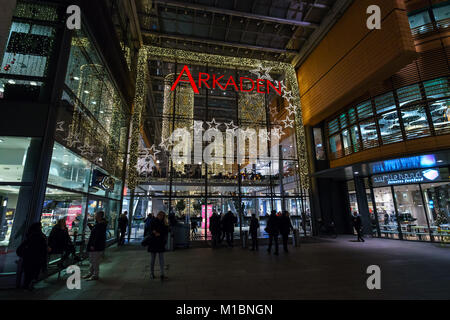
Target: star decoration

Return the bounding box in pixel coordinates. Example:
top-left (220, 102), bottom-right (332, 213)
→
top-left (269, 106), bottom-right (278, 117)
top-left (63, 132), bottom-right (81, 147)
top-left (250, 64), bottom-right (273, 82)
top-left (159, 137), bottom-right (173, 151)
top-left (286, 103), bottom-right (298, 116)
top-left (282, 117), bottom-right (295, 129)
top-left (275, 80), bottom-right (287, 92)
top-left (258, 129), bottom-right (271, 141)
top-left (282, 90), bottom-right (294, 101)
top-left (192, 120), bottom-right (204, 134)
top-left (206, 118), bottom-right (221, 130)
top-left (225, 120), bottom-right (238, 133)
top-left (78, 144), bottom-right (94, 158)
top-left (56, 121), bottom-right (65, 132)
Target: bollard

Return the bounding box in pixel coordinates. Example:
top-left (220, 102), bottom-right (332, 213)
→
top-left (293, 229), bottom-right (300, 247)
top-left (242, 230), bottom-right (249, 248)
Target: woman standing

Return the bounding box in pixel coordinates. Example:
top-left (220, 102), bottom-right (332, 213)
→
top-left (48, 218), bottom-right (76, 267)
top-left (145, 211), bottom-right (169, 281)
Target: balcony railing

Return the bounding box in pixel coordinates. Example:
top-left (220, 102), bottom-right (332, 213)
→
top-left (411, 18), bottom-right (450, 39)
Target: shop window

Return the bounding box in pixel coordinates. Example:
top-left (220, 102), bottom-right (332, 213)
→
top-left (378, 110), bottom-right (403, 145)
top-left (348, 108), bottom-right (357, 124)
top-left (0, 185), bottom-right (33, 273)
top-left (423, 182), bottom-right (450, 240)
top-left (48, 142), bottom-right (92, 193)
top-left (328, 118), bottom-right (339, 135)
top-left (408, 11), bottom-right (432, 31)
top-left (339, 113), bottom-right (348, 129)
top-left (433, 4), bottom-right (450, 28)
top-left (356, 101), bottom-right (373, 120)
top-left (341, 129), bottom-right (352, 156)
top-left (374, 92), bottom-right (396, 114)
top-left (401, 104), bottom-right (431, 139)
top-left (313, 128), bottom-right (325, 160)
top-left (423, 78), bottom-right (450, 99)
top-left (329, 134), bottom-right (343, 159)
top-left (0, 136), bottom-right (41, 183)
top-left (350, 125), bottom-right (361, 153)
top-left (429, 99), bottom-right (450, 135)
top-left (359, 120), bottom-right (379, 149)
top-left (373, 187), bottom-right (400, 239)
top-left (393, 185), bottom-right (431, 241)
top-left (397, 84), bottom-right (422, 107)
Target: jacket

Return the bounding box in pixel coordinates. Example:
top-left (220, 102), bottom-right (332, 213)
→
top-left (266, 215), bottom-right (280, 235)
top-left (279, 216), bottom-right (294, 235)
top-left (222, 212), bottom-right (237, 232)
top-left (48, 226), bottom-right (73, 254)
top-left (87, 220), bottom-right (107, 252)
top-left (118, 216), bottom-right (128, 231)
top-left (209, 214), bottom-right (221, 234)
top-left (146, 218), bottom-right (169, 253)
top-left (17, 231), bottom-right (48, 269)
top-left (353, 216), bottom-right (362, 229)
top-left (249, 217), bottom-right (260, 235)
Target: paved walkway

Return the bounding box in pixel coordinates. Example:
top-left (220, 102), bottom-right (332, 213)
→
top-left (1, 236), bottom-right (449, 300)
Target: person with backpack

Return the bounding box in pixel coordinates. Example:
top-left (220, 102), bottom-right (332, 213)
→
top-left (266, 210), bottom-right (280, 255)
top-left (142, 211), bottom-right (169, 281)
top-left (83, 211), bottom-right (107, 281)
top-left (16, 222), bottom-right (48, 290)
top-left (249, 214), bottom-right (260, 251)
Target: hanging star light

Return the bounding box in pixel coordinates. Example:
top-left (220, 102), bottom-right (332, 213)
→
top-left (206, 118), bottom-right (221, 130)
top-left (78, 144), bottom-right (94, 158)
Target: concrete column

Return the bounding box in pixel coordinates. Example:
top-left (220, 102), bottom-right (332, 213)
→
top-left (0, 0), bottom-right (16, 61)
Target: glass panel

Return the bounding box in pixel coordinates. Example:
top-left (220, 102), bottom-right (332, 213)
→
top-left (48, 142), bottom-right (92, 192)
top-left (393, 184), bottom-right (430, 241)
top-left (378, 110), bottom-right (403, 144)
top-left (348, 108), bottom-right (357, 124)
top-left (397, 84), bottom-right (422, 107)
top-left (423, 78), bottom-right (450, 99)
top-left (408, 11), bottom-right (432, 29)
top-left (313, 128), bottom-right (325, 160)
top-left (374, 187), bottom-right (400, 239)
top-left (350, 125), bottom-right (361, 153)
top-left (329, 134), bottom-right (343, 159)
top-left (356, 101), bottom-right (373, 120)
top-left (401, 104), bottom-right (431, 139)
top-left (433, 4), bottom-right (450, 23)
top-left (341, 129), bottom-right (352, 156)
top-left (429, 99), bottom-right (450, 135)
top-left (0, 136), bottom-right (41, 183)
top-left (339, 113), bottom-right (348, 129)
top-left (422, 182), bottom-right (450, 239)
top-left (0, 185), bottom-right (33, 273)
top-left (374, 92), bottom-right (396, 114)
top-left (328, 118), bottom-right (339, 135)
top-left (359, 120), bottom-right (379, 149)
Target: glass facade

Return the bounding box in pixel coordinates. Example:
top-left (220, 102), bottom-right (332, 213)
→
top-left (327, 77), bottom-right (450, 160)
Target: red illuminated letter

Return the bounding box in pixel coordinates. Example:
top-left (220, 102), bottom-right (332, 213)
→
top-left (171, 65), bottom-right (200, 94)
top-left (240, 77), bottom-right (255, 92)
top-left (198, 73), bottom-right (211, 89)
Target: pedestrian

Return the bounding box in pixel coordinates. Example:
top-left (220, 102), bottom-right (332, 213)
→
top-left (209, 211), bottom-right (221, 248)
top-left (48, 218), bottom-right (77, 267)
top-left (266, 210), bottom-right (280, 255)
top-left (83, 211), bottom-right (107, 281)
top-left (16, 222), bottom-right (48, 291)
top-left (219, 213), bottom-right (225, 243)
top-left (249, 214), bottom-right (260, 251)
top-left (143, 211), bottom-right (169, 281)
top-left (144, 213), bottom-right (153, 237)
top-left (222, 211), bottom-right (237, 247)
top-left (118, 211), bottom-right (129, 246)
top-left (280, 211), bottom-right (294, 253)
top-left (352, 212), bottom-right (365, 242)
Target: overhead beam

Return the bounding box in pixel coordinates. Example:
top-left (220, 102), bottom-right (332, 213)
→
top-left (153, 0), bottom-right (320, 28)
top-left (142, 29), bottom-right (298, 54)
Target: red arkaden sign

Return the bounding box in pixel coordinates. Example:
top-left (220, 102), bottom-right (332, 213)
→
top-left (170, 65), bottom-right (281, 95)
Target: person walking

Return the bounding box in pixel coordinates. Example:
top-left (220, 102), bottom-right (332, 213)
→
top-left (249, 214), bottom-right (260, 251)
top-left (266, 210), bottom-right (280, 255)
top-left (144, 211), bottom-right (169, 281)
top-left (16, 222), bottom-right (48, 291)
top-left (83, 211), bottom-right (107, 281)
top-left (352, 212), bottom-right (365, 242)
top-left (48, 218), bottom-right (76, 267)
top-left (222, 211), bottom-right (237, 247)
top-left (209, 211), bottom-right (221, 248)
top-left (280, 211), bottom-right (294, 253)
top-left (118, 211), bottom-right (129, 246)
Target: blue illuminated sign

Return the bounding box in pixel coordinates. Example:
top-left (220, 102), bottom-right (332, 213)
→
top-left (371, 155), bottom-right (436, 174)
top-left (372, 168), bottom-right (442, 187)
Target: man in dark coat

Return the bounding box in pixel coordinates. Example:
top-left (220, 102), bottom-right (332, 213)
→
top-left (83, 211), bottom-right (107, 281)
top-left (280, 211), bottom-right (294, 253)
top-left (209, 211), bottom-right (221, 248)
top-left (222, 211), bottom-right (237, 247)
top-left (117, 211), bottom-right (128, 246)
top-left (17, 222), bottom-right (48, 290)
top-left (352, 212), bottom-right (365, 242)
top-left (266, 210), bottom-right (280, 255)
top-left (249, 214), bottom-right (260, 251)
top-left (145, 211), bottom-right (169, 281)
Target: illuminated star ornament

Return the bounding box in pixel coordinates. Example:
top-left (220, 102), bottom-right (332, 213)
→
top-left (282, 117), bottom-right (295, 129)
top-left (78, 144), bottom-right (94, 158)
top-left (63, 132), bottom-right (81, 147)
top-left (250, 64), bottom-right (273, 82)
top-left (286, 103), bottom-right (298, 116)
top-left (192, 120), bottom-right (204, 134)
top-left (206, 118), bottom-right (221, 131)
top-left (225, 120), bottom-right (238, 133)
top-left (56, 121), bottom-right (65, 132)
top-left (159, 137), bottom-right (173, 151)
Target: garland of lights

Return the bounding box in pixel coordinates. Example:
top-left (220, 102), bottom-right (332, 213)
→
top-left (129, 45), bottom-right (310, 191)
